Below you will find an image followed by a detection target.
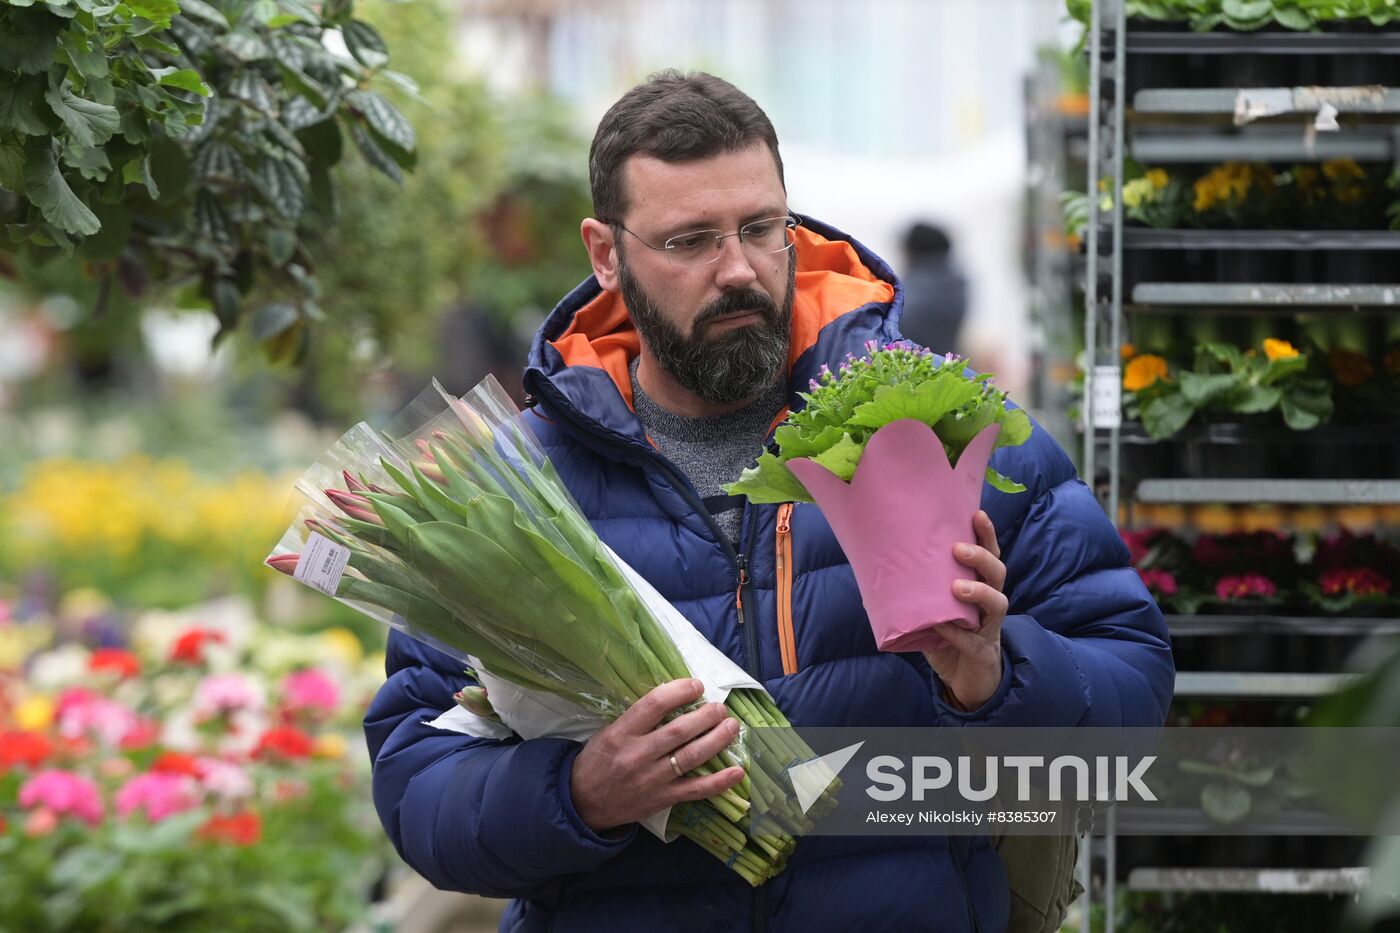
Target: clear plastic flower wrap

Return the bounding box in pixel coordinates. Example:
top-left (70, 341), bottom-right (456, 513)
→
top-left (266, 376), bottom-right (837, 885)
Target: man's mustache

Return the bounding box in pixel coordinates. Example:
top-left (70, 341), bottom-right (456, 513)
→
top-left (694, 290), bottom-right (780, 328)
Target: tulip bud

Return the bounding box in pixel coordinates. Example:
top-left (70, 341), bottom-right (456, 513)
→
top-left (326, 489), bottom-right (384, 525)
top-left (342, 470), bottom-right (367, 493)
top-left (265, 554), bottom-right (300, 577)
top-left (454, 685), bottom-right (496, 718)
top-left (415, 459), bottom-right (447, 485)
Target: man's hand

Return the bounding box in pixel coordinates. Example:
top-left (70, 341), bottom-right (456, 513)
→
top-left (922, 509), bottom-right (1008, 712)
top-left (571, 678), bottom-right (745, 834)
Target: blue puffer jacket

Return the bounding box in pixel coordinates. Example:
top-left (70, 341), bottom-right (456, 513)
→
top-left (364, 216), bottom-right (1175, 933)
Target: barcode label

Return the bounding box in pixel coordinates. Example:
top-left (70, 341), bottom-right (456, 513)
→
top-left (293, 532), bottom-right (351, 597)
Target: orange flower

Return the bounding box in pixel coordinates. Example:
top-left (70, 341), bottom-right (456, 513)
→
top-left (1123, 354), bottom-right (1170, 392)
top-left (1120, 343), bottom-right (1138, 360)
top-left (198, 810), bottom-right (262, 846)
top-left (1262, 339), bottom-right (1299, 361)
top-left (0, 731), bottom-right (54, 772)
top-left (1329, 349), bottom-right (1374, 387)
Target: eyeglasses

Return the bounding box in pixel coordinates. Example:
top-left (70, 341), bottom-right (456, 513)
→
top-left (608, 214), bottom-right (799, 268)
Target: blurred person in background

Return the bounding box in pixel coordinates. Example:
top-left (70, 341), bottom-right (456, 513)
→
top-left (365, 70), bottom-right (1172, 933)
top-left (898, 220), bottom-right (969, 357)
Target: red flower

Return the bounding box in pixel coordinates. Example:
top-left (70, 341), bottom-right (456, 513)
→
top-left (1121, 529), bottom-right (1164, 565)
top-left (1215, 574), bottom-right (1277, 600)
top-left (152, 751), bottom-right (201, 777)
top-left (254, 726), bottom-right (314, 760)
top-left (0, 731), bottom-right (54, 772)
top-left (1320, 567), bottom-right (1392, 597)
top-left (88, 648), bottom-right (141, 679)
top-left (169, 628), bottom-right (226, 665)
top-left (197, 810), bottom-right (262, 846)
top-left (1137, 568), bottom-right (1179, 597)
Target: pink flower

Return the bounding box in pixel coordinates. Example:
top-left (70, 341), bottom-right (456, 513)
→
top-left (280, 668), bottom-right (340, 717)
top-left (1215, 574), bottom-right (1277, 600)
top-left (18, 769), bottom-right (104, 825)
top-left (25, 807), bottom-right (58, 837)
top-left (56, 692), bottom-right (141, 748)
top-left (1137, 568), bottom-right (1178, 596)
top-left (193, 673), bottom-right (264, 722)
top-left (1120, 528), bottom-right (1165, 565)
top-left (194, 757), bottom-right (254, 801)
top-left (1320, 567), bottom-right (1392, 597)
top-left (115, 772), bottom-right (200, 823)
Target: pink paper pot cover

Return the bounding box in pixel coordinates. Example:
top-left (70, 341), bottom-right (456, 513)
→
top-left (786, 419), bottom-right (1000, 654)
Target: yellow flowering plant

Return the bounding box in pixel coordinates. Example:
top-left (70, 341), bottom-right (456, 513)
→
top-left (1124, 341), bottom-right (1333, 439)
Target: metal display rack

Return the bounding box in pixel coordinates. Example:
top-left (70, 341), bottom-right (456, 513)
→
top-left (1073, 3), bottom-right (1400, 930)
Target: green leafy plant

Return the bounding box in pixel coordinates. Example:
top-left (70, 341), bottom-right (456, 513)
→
top-left (1127, 340), bottom-right (1334, 439)
top-left (725, 343), bottom-right (1033, 504)
top-left (0, 0), bottom-right (417, 358)
top-left (1068, 0), bottom-right (1400, 31)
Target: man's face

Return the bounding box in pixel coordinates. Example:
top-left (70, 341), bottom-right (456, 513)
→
top-left (612, 142), bottom-right (795, 406)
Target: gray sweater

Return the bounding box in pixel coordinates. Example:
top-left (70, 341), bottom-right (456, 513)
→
top-left (629, 357), bottom-right (787, 547)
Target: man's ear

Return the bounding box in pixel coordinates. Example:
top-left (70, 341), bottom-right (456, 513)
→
top-left (581, 219), bottom-right (620, 293)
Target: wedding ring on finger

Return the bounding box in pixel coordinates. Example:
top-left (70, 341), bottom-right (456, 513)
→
top-left (669, 753), bottom-right (684, 778)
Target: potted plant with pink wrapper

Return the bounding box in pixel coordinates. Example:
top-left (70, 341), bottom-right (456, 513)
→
top-left (726, 341), bottom-right (1032, 653)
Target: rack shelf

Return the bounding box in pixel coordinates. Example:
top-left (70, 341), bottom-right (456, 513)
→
top-left (1166, 615), bottom-right (1400, 637)
top-left (1174, 671), bottom-right (1361, 697)
top-left (1113, 805), bottom-right (1357, 835)
top-left (1131, 282), bottom-right (1400, 307)
top-left (1134, 86), bottom-right (1400, 116)
top-left (1129, 127), bottom-right (1398, 163)
top-left (1116, 419), bottom-right (1400, 446)
top-left (1117, 228), bottom-right (1400, 251)
top-left (1135, 478), bottom-right (1400, 503)
top-left (1126, 867), bottom-right (1370, 894)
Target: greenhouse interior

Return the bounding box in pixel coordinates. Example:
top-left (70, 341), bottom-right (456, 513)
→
top-left (1, 0), bottom-right (1399, 930)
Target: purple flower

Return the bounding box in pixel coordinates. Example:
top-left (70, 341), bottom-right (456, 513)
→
top-left (809, 379), bottom-right (820, 391)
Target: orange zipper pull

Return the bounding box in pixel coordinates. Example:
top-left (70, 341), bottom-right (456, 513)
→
top-left (776, 505), bottom-right (792, 535)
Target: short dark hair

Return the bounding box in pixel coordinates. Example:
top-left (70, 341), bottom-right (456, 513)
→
top-left (589, 70), bottom-right (784, 223)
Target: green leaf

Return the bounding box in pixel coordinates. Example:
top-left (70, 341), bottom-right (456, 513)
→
top-left (985, 468), bottom-right (1026, 495)
top-left (251, 155), bottom-right (307, 219)
top-left (773, 422), bottom-right (846, 460)
top-left (229, 70), bottom-right (276, 112)
top-left (60, 141), bottom-right (110, 179)
top-left (1201, 781), bottom-right (1252, 824)
top-left (810, 432), bottom-right (867, 482)
top-left (1281, 383), bottom-right (1334, 430)
top-left (265, 227), bottom-right (296, 266)
top-left (1179, 371), bottom-right (1237, 406)
top-left (174, 0), bottom-right (228, 27)
top-left (57, 28), bottom-right (108, 79)
top-left (350, 122), bottom-right (402, 183)
top-left (1273, 6), bottom-right (1316, 28)
top-left (193, 187), bottom-right (232, 244)
top-left (348, 88), bottom-right (415, 151)
top-left (1140, 393), bottom-right (1196, 439)
top-left (996, 407), bottom-right (1032, 448)
top-left (77, 199), bottom-right (129, 259)
top-left (0, 142), bottom-right (24, 191)
top-left (154, 67), bottom-right (211, 96)
top-left (0, 8), bottom-right (65, 75)
top-left (1229, 384), bottom-right (1282, 414)
top-left (1223, 0), bottom-right (1272, 18)
top-left (1228, 765), bottom-right (1277, 788)
top-left (125, 0), bottom-right (179, 26)
top-left (44, 83), bottom-right (120, 148)
top-left (22, 138), bottom-right (100, 235)
top-left (343, 20), bottom-right (389, 68)
top-left (847, 378), bottom-right (982, 431)
top-left (1258, 353), bottom-right (1306, 385)
top-left (220, 29), bottom-right (269, 61)
top-left (250, 301), bottom-right (299, 340)
top-left (724, 452), bottom-right (813, 505)
top-left (121, 154), bottom-right (159, 199)
top-left (0, 74), bottom-right (56, 135)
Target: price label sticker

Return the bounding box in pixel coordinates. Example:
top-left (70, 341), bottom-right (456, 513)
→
top-left (1090, 365), bottom-right (1123, 430)
top-left (293, 532), bottom-right (351, 597)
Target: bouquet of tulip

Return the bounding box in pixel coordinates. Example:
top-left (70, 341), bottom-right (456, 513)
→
top-left (726, 342), bottom-right (1032, 653)
top-left (266, 378), bottom-right (834, 886)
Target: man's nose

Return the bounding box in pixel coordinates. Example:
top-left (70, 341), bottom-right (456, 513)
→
top-left (711, 235), bottom-right (759, 290)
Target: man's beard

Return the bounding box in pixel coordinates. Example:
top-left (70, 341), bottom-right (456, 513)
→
top-left (619, 249), bottom-right (796, 406)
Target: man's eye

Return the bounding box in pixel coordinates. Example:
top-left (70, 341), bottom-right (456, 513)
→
top-left (743, 222), bottom-right (775, 238)
top-left (668, 233), bottom-right (711, 251)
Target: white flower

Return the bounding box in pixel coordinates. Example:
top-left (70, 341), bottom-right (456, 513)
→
top-left (28, 644), bottom-right (90, 690)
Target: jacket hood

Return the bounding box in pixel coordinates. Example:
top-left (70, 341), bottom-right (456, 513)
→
top-left (522, 215), bottom-right (904, 448)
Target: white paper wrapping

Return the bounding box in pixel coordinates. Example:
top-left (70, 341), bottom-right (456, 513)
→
top-left (426, 544), bottom-right (764, 840)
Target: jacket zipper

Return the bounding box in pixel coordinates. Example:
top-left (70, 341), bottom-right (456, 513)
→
top-left (775, 503), bottom-right (797, 675)
top-left (529, 380), bottom-right (762, 677)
